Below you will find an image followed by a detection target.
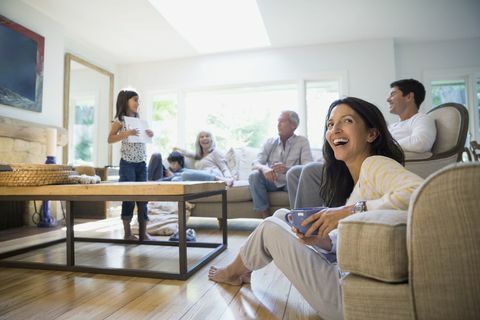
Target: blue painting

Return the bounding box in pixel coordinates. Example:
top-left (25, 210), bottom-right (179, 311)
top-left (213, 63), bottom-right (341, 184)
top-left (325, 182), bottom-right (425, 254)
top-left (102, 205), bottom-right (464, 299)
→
top-left (0, 15), bottom-right (44, 112)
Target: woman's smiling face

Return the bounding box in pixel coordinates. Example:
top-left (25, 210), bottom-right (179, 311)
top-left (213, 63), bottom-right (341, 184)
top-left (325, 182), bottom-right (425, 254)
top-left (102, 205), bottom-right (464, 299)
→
top-left (198, 132), bottom-right (212, 149)
top-left (325, 103), bottom-right (377, 166)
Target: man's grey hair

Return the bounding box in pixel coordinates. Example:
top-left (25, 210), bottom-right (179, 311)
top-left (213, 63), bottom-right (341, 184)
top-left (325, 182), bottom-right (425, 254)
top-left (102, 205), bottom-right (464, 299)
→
top-left (283, 110), bottom-right (300, 129)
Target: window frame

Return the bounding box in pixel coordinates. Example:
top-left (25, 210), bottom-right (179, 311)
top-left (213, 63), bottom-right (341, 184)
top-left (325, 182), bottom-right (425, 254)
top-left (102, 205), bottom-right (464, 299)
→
top-left (144, 73), bottom-right (347, 150)
top-left (424, 67), bottom-right (480, 141)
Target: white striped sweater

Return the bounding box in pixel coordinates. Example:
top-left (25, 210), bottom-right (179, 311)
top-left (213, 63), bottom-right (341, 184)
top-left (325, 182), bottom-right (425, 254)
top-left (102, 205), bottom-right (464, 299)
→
top-left (346, 155), bottom-right (423, 210)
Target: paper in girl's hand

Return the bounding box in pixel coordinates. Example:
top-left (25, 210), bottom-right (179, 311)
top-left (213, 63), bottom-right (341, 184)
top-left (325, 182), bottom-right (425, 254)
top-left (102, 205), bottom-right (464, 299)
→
top-left (124, 116), bottom-right (152, 143)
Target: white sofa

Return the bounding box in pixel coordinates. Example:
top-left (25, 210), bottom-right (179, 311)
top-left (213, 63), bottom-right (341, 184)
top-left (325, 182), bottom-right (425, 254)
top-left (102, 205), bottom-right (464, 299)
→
top-left (188, 146), bottom-right (322, 221)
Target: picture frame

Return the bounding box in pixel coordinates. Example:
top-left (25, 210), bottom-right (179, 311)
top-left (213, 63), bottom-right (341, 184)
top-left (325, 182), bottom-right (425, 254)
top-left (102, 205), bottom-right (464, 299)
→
top-left (0, 14), bottom-right (44, 112)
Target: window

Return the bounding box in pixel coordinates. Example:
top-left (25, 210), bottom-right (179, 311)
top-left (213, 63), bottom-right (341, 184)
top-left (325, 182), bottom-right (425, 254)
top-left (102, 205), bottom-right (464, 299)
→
top-left (72, 98), bottom-right (96, 166)
top-left (477, 79), bottom-right (480, 134)
top-left (306, 81), bottom-right (340, 148)
top-left (431, 80), bottom-right (467, 106)
top-left (149, 94), bottom-right (178, 156)
top-left (184, 84), bottom-right (298, 151)
top-left (425, 68), bottom-right (480, 141)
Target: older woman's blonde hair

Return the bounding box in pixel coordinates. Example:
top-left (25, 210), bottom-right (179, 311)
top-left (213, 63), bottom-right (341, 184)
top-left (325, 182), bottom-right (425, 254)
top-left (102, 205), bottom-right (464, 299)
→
top-left (194, 130), bottom-right (217, 159)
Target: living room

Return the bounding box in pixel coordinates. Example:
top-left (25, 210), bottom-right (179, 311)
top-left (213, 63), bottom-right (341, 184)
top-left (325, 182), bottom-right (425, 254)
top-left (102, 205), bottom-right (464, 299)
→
top-left (0, 0), bottom-right (479, 319)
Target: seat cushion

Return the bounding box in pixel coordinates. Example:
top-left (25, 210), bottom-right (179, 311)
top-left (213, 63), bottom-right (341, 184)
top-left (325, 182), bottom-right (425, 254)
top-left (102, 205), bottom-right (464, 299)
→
top-left (268, 190), bottom-right (289, 206)
top-left (338, 210), bottom-right (408, 282)
top-left (190, 180), bottom-right (252, 203)
top-left (342, 274), bottom-right (412, 320)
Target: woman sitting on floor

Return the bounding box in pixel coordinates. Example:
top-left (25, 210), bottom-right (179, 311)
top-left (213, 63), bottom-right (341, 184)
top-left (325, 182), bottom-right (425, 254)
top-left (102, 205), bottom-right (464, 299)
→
top-left (208, 97), bottom-right (424, 320)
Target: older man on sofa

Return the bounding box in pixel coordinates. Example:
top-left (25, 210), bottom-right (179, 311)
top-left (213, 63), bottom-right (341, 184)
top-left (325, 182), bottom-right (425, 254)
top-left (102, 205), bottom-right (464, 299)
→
top-left (249, 110), bottom-right (313, 218)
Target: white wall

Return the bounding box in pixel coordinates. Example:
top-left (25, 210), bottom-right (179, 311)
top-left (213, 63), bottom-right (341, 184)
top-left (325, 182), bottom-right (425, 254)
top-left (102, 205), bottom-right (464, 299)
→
top-left (118, 36), bottom-right (480, 144)
top-left (119, 39), bottom-right (397, 122)
top-left (0, 0), bottom-right (117, 128)
top-left (396, 37), bottom-right (480, 83)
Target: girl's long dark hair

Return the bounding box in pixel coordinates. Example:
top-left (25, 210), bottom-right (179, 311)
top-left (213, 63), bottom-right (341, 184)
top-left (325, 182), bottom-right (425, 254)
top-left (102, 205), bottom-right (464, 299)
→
top-left (319, 97), bottom-right (404, 206)
top-left (114, 89), bottom-right (139, 121)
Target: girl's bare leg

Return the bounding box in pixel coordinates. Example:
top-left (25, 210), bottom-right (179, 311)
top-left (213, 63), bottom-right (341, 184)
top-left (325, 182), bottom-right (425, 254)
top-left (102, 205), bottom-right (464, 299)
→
top-left (138, 219), bottom-right (155, 241)
top-left (123, 219), bottom-right (138, 240)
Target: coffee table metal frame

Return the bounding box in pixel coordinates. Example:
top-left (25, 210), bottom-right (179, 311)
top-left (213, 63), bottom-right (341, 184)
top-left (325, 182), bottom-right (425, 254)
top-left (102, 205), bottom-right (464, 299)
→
top-left (0, 186), bottom-right (227, 280)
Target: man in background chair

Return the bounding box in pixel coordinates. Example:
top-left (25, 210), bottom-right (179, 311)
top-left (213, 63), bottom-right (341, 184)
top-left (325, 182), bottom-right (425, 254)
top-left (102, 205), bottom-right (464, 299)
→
top-left (249, 110), bottom-right (313, 218)
top-left (287, 79), bottom-right (436, 209)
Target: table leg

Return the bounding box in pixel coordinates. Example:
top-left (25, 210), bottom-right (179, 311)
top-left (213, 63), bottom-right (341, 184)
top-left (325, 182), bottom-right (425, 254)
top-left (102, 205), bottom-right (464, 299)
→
top-left (222, 190), bottom-right (227, 245)
top-left (66, 200), bottom-right (74, 266)
top-left (178, 201), bottom-right (187, 276)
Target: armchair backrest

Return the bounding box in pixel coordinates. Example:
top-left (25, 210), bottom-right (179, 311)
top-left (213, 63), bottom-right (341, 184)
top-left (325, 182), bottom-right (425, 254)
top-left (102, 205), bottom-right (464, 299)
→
top-left (405, 103), bottom-right (469, 178)
top-left (407, 162), bottom-right (480, 319)
top-left (427, 102), bottom-right (469, 160)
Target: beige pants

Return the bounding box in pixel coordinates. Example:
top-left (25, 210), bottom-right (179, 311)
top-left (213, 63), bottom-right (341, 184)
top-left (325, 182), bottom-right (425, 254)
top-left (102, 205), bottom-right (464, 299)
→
top-left (239, 209), bottom-right (343, 320)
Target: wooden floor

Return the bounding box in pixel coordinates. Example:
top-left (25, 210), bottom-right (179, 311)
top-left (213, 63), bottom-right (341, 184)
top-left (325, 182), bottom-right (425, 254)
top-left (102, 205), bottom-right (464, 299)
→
top-left (0, 218), bottom-right (321, 320)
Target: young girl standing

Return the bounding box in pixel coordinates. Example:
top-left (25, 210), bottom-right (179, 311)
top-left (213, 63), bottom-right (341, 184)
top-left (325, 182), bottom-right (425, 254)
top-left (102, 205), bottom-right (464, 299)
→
top-left (108, 89), bottom-right (154, 240)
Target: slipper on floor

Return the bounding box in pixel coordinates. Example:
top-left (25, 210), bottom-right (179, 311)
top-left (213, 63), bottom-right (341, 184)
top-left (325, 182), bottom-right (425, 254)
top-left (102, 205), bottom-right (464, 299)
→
top-left (169, 228), bottom-right (197, 242)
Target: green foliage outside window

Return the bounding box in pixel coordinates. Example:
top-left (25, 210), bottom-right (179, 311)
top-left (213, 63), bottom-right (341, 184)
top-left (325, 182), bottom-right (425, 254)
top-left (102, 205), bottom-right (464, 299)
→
top-left (75, 132), bottom-right (92, 161)
top-left (204, 113), bottom-right (269, 150)
top-left (74, 104), bottom-right (94, 164)
top-left (75, 105), bottom-right (94, 125)
top-left (432, 82), bottom-right (466, 107)
top-left (151, 99), bottom-right (178, 155)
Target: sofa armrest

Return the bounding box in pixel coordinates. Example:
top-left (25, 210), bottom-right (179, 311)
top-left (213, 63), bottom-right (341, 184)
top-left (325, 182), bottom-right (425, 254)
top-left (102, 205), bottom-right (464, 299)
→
top-left (338, 210), bottom-right (408, 283)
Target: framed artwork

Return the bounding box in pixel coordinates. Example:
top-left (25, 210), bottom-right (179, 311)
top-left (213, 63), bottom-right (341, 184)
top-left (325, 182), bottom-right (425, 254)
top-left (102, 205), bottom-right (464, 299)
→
top-left (0, 15), bottom-right (44, 112)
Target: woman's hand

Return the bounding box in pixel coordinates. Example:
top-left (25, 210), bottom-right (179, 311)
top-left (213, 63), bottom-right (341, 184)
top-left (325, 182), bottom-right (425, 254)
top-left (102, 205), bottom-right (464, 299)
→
top-left (302, 206), bottom-right (352, 238)
top-left (145, 129), bottom-right (154, 138)
top-left (292, 226), bottom-right (333, 251)
top-left (173, 146), bottom-right (185, 154)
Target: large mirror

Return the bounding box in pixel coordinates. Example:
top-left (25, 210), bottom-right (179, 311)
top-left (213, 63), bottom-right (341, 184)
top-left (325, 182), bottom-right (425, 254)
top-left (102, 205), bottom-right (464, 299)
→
top-left (63, 53), bottom-right (114, 166)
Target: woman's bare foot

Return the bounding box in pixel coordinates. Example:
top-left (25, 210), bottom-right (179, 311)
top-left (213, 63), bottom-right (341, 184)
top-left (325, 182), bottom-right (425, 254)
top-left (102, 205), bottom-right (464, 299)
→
top-left (225, 178), bottom-right (234, 188)
top-left (208, 266), bottom-right (244, 285)
top-left (216, 177), bottom-right (234, 188)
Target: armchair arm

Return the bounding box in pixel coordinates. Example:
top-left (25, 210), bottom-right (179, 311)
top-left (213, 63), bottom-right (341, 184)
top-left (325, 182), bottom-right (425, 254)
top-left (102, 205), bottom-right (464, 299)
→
top-left (338, 210), bottom-right (408, 283)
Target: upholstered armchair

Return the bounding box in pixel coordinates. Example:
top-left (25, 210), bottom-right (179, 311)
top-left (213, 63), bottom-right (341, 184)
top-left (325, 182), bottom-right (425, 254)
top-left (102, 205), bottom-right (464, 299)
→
top-left (338, 162), bottom-right (480, 319)
top-left (405, 103), bottom-right (469, 178)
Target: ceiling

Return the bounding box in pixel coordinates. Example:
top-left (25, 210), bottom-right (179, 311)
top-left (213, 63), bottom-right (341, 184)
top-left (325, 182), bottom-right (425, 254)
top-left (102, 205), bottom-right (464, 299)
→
top-left (21, 0), bottom-right (480, 65)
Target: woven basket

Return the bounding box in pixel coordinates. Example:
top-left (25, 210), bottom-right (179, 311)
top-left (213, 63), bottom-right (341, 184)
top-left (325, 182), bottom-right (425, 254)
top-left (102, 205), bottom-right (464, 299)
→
top-left (0, 163), bottom-right (76, 187)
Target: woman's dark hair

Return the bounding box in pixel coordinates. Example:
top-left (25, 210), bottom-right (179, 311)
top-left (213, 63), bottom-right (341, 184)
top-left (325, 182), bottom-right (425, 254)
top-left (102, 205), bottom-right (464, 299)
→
top-left (114, 89), bottom-right (139, 121)
top-left (167, 151), bottom-right (185, 168)
top-left (319, 97), bottom-right (404, 206)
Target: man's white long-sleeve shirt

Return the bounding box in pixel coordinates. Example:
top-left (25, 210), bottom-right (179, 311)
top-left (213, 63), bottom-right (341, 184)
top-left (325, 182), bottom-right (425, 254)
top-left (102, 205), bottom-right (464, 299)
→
top-left (388, 113), bottom-right (436, 153)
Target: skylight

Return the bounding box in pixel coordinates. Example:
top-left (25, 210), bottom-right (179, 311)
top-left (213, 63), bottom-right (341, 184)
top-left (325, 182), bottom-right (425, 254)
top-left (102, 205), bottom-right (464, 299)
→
top-left (148, 0), bottom-right (270, 54)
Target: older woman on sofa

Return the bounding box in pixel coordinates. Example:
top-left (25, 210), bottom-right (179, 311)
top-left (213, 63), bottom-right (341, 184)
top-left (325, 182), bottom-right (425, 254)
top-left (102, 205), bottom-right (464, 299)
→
top-left (208, 97), bottom-right (423, 320)
top-left (172, 130), bottom-right (234, 187)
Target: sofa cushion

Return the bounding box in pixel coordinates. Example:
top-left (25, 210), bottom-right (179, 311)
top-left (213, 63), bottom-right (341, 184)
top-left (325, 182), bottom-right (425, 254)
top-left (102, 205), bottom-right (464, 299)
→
top-left (268, 191), bottom-right (289, 206)
top-left (338, 210), bottom-right (408, 282)
top-left (190, 180), bottom-right (252, 203)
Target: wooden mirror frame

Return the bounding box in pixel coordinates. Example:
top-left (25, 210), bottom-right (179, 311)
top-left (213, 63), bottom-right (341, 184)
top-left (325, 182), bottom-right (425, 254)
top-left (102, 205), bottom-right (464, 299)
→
top-left (63, 53), bottom-right (114, 165)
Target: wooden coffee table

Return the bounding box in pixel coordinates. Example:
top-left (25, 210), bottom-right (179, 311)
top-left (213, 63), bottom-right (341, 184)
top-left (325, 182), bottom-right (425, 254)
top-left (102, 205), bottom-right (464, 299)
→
top-left (0, 181), bottom-right (227, 280)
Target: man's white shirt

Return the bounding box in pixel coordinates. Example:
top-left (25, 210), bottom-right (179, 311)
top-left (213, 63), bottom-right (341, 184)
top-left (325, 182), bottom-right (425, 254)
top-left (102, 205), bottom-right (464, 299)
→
top-left (388, 113), bottom-right (436, 153)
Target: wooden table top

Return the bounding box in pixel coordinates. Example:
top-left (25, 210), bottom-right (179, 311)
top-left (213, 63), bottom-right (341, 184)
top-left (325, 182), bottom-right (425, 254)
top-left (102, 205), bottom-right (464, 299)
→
top-left (0, 181), bottom-right (226, 197)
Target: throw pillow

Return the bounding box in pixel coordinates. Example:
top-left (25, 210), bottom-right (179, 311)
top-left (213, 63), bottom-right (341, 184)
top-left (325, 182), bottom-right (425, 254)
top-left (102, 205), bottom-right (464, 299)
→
top-left (224, 147), bottom-right (239, 180)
